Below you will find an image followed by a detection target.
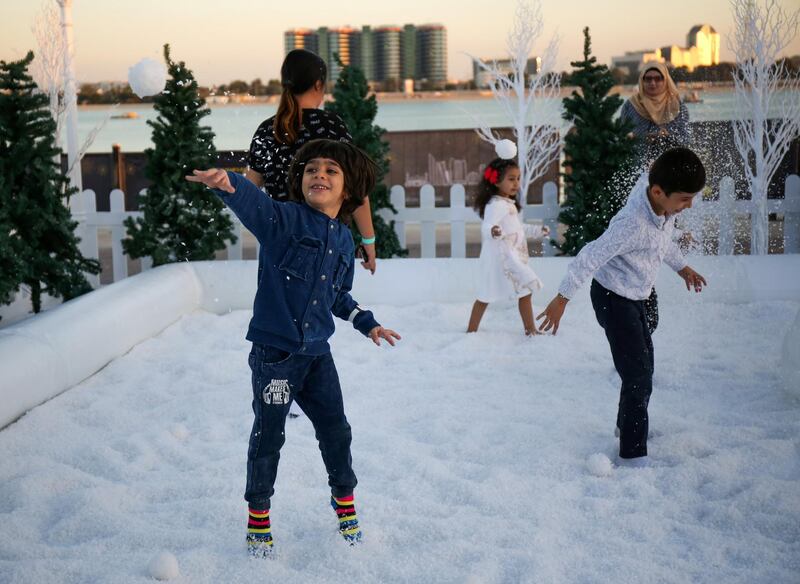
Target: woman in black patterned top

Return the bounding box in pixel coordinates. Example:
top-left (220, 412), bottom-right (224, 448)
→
top-left (245, 49), bottom-right (377, 272)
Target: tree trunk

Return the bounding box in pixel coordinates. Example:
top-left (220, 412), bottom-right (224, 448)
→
top-left (31, 281), bottom-right (41, 314)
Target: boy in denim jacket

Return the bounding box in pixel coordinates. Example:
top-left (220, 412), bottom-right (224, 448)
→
top-left (187, 139), bottom-right (400, 556)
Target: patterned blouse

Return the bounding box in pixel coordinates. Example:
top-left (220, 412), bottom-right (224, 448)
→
top-left (620, 100), bottom-right (690, 164)
top-left (247, 108), bottom-right (352, 201)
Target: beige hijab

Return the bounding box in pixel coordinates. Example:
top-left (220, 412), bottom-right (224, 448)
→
top-left (629, 63), bottom-right (681, 125)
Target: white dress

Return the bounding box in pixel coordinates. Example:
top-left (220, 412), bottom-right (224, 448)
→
top-left (476, 196), bottom-right (546, 303)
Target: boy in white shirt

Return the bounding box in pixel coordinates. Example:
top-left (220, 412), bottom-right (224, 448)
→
top-left (537, 147), bottom-right (707, 465)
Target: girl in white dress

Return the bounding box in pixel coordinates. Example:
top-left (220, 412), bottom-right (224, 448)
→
top-left (467, 156), bottom-right (550, 335)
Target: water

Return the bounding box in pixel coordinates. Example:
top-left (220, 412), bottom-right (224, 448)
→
top-left (74, 90), bottom-right (798, 154)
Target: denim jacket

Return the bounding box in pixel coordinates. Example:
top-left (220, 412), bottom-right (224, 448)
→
top-left (214, 172), bottom-right (379, 355)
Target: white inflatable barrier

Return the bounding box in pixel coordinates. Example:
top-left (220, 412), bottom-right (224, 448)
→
top-left (0, 264), bottom-right (201, 429)
top-left (1, 256), bottom-right (799, 429)
top-left (781, 311), bottom-right (800, 400)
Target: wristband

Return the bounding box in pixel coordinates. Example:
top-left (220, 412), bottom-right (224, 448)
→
top-left (361, 236), bottom-right (376, 245)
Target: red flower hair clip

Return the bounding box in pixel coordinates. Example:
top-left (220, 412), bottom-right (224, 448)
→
top-left (484, 167), bottom-right (499, 185)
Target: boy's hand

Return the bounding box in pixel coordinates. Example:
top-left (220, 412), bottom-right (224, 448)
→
top-left (491, 226), bottom-right (502, 238)
top-left (536, 294), bottom-right (569, 335)
top-left (677, 266), bottom-right (707, 292)
top-left (185, 169), bottom-right (234, 193)
top-left (368, 326), bottom-right (401, 347)
top-left (542, 225), bottom-right (551, 236)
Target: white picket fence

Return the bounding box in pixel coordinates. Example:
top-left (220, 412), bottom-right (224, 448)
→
top-left (70, 175), bottom-right (800, 286)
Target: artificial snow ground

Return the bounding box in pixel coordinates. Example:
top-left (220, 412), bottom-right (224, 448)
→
top-left (1, 297), bottom-right (799, 583)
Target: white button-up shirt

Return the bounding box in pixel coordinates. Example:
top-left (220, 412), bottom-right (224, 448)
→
top-left (558, 176), bottom-right (688, 301)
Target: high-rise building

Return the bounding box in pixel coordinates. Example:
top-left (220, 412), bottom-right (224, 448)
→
top-left (284, 29), bottom-right (318, 54)
top-left (316, 27), bottom-right (331, 74)
top-left (417, 24), bottom-right (447, 84)
top-left (401, 25), bottom-right (417, 80)
top-left (282, 23), bottom-right (448, 90)
top-left (360, 26), bottom-right (375, 81)
top-left (374, 26), bottom-right (402, 83)
top-left (325, 27), bottom-right (359, 82)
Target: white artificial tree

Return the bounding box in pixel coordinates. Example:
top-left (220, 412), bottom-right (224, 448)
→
top-left (730, 0), bottom-right (800, 255)
top-left (32, 0), bottom-right (111, 190)
top-left (470, 0), bottom-right (567, 203)
top-left (31, 0), bottom-right (65, 145)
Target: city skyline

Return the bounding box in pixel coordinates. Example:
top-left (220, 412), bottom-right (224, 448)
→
top-left (1, 0), bottom-right (799, 86)
top-left (285, 24), bottom-right (447, 88)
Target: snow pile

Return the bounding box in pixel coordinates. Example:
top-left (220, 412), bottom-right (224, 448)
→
top-left (586, 453), bottom-right (613, 477)
top-left (0, 293), bottom-right (798, 583)
top-left (148, 551), bottom-right (179, 580)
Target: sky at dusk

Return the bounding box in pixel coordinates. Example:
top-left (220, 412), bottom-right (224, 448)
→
top-left (2, 0), bottom-right (799, 86)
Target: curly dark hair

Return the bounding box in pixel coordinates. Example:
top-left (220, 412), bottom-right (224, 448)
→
top-left (287, 139), bottom-right (377, 224)
top-left (473, 157), bottom-right (521, 218)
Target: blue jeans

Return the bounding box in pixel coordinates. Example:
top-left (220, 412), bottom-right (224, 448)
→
top-left (245, 343), bottom-right (357, 508)
top-left (590, 280), bottom-right (654, 459)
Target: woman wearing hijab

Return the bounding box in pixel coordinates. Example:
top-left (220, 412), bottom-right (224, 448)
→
top-left (621, 62), bottom-right (690, 165)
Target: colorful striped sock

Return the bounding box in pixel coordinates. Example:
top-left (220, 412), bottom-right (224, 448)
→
top-left (246, 507), bottom-right (273, 557)
top-left (331, 495), bottom-right (362, 545)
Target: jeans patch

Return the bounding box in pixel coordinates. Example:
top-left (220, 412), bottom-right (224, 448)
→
top-left (262, 379), bottom-right (291, 405)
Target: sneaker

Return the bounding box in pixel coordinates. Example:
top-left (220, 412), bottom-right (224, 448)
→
top-left (246, 507), bottom-right (274, 558)
top-left (331, 495), bottom-right (362, 545)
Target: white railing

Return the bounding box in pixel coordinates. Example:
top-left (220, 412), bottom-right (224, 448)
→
top-left (682, 175), bottom-right (800, 255)
top-left (381, 182), bottom-right (561, 257)
top-left (70, 175), bottom-right (800, 286)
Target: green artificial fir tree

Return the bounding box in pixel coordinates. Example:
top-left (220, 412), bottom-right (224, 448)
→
top-left (124, 45), bottom-right (235, 265)
top-left (325, 58), bottom-right (406, 258)
top-left (557, 28), bottom-right (639, 256)
top-left (0, 52), bottom-right (99, 315)
top-left (0, 174), bottom-right (25, 319)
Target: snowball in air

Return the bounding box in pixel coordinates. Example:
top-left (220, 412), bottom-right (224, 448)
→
top-left (495, 139), bottom-right (517, 160)
top-left (128, 58), bottom-right (167, 98)
top-left (586, 453), bottom-right (613, 477)
top-left (148, 551), bottom-right (180, 580)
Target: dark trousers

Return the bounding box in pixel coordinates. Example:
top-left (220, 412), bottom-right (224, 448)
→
top-left (590, 280), bottom-right (655, 458)
top-left (245, 343), bottom-right (357, 508)
top-left (643, 287), bottom-right (659, 334)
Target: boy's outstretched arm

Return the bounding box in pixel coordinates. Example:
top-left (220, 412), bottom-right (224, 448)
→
top-left (186, 169), bottom-right (276, 243)
top-left (677, 265), bottom-right (707, 292)
top-left (186, 168), bottom-right (234, 192)
top-left (537, 294), bottom-right (569, 335)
